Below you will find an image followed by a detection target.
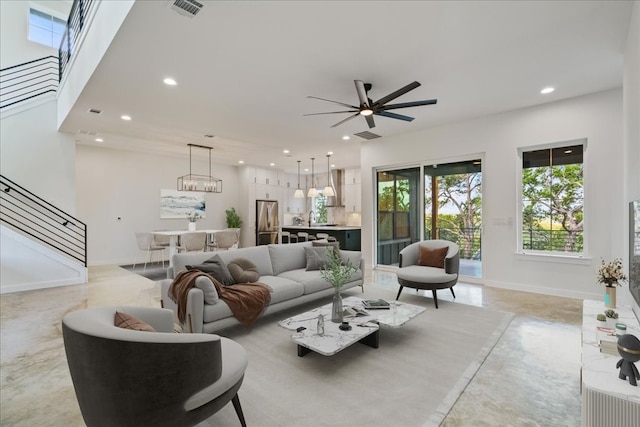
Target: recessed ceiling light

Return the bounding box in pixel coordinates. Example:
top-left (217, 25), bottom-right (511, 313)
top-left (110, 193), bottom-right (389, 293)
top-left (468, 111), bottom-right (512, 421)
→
top-left (95, 138), bottom-right (104, 142)
top-left (283, 149), bottom-right (290, 154)
top-left (564, 149), bottom-right (573, 154)
top-left (327, 151), bottom-right (333, 155)
top-left (540, 87), bottom-right (555, 94)
top-left (163, 78), bottom-right (177, 86)
top-left (342, 135), bottom-right (350, 140)
top-left (304, 168), bottom-right (309, 172)
top-left (204, 134), bottom-right (214, 138)
top-left (121, 115), bottom-right (132, 121)
top-left (238, 160), bottom-right (245, 164)
top-left (270, 162), bottom-right (276, 166)
top-left (331, 164), bottom-right (336, 168)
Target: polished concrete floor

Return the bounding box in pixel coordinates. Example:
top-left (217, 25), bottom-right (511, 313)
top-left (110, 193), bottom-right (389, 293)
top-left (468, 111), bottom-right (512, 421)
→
top-left (0, 266), bottom-right (583, 426)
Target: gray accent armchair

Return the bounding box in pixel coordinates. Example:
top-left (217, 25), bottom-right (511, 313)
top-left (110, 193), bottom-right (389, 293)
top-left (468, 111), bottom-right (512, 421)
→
top-left (62, 306), bottom-right (247, 426)
top-left (396, 240), bottom-right (460, 308)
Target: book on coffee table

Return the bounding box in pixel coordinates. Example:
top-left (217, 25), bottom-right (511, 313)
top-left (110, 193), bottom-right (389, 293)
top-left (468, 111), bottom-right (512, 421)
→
top-left (363, 299), bottom-right (390, 309)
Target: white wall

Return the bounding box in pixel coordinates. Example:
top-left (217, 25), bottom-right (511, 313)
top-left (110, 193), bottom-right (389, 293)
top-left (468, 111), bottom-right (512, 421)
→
top-left (361, 89), bottom-right (624, 301)
top-left (623, 2), bottom-right (640, 316)
top-left (0, 100), bottom-right (76, 213)
top-left (75, 144), bottom-right (241, 265)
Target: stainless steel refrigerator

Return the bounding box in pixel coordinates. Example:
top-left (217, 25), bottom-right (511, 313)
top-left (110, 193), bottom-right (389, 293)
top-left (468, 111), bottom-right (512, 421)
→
top-left (256, 200), bottom-right (279, 245)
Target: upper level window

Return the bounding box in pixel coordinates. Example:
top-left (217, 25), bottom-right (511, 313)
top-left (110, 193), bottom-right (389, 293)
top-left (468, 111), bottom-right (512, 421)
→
top-left (29, 8), bottom-right (66, 49)
top-left (521, 142), bottom-right (584, 254)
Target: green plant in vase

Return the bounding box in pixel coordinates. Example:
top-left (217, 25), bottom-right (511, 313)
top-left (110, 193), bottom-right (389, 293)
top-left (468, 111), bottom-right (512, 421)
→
top-left (320, 247), bottom-right (356, 323)
top-left (225, 207), bottom-right (242, 228)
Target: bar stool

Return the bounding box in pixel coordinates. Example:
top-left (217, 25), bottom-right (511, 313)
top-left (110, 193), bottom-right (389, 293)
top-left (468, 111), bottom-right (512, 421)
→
top-left (282, 231), bottom-right (298, 244)
top-left (297, 232), bottom-right (311, 242)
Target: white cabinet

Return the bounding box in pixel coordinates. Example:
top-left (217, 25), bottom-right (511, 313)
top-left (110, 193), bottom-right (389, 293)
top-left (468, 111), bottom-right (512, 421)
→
top-left (344, 183), bottom-right (361, 212)
top-left (345, 168), bottom-right (361, 185)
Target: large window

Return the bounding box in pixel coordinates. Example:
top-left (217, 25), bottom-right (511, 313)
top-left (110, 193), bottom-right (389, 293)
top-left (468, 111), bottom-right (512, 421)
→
top-left (521, 142), bottom-right (584, 254)
top-left (29, 8), bottom-right (66, 49)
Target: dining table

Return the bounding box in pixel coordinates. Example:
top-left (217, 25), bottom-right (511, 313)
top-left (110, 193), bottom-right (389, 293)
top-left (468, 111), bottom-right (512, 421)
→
top-left (151, 229), bottom-right (223, 267)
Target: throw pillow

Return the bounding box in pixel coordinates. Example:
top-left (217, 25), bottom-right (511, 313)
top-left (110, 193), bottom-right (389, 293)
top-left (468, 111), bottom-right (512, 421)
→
top-left (417, 245), bottom-right (449, 268)
top-left (186, 254), bottom-right (234, 285)
top-left (194, 275), bottom-right (219, 304)
top-left (227, 258), bottom-right (260, 283)
top-left (304, 246), bottom-right (335, 271)
top-left (114, 311), bottom-right (156, 332)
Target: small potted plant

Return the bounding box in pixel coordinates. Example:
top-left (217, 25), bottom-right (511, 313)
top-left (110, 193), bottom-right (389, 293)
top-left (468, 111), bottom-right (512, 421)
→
top-left (225, 207), bottom-right (242, 229)
top-left (596, 258), bottom-right (628, 308)
top-left (596, 313), bottom-right (607, 328)
top-left (320, 247), bottom-right (356, 323)
top-left (186, 210), bottom-right (202, 231)
top-left (604, 309), bottom-right (619, 329)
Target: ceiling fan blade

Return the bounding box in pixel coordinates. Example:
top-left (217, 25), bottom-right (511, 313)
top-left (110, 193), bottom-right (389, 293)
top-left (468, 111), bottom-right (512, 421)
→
top-left (354, 80), bottom-right (369, 108)
top-left (372, 81), bottom-right (421, 107)
top-left (375, 111), bottom-right (415, 122)
top-left (307, 96), bottom-right (358, 110)
top-left (379, 99), bottom-right (438, 111)
top-left (304, 110), bottom-right (358, 116)
top-left (330, 113), bottom-right (360, 128)
top-left (365, 114), bottom-right (376, 128)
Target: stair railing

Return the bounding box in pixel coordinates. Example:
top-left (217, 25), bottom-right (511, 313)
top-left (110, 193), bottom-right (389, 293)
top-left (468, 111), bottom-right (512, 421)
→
top-left (0, 56), bottom-right (59, 110)
top-left (59, 0), bottom-right (97, 82)
top-left (0, 175), bottom-right (87, 266)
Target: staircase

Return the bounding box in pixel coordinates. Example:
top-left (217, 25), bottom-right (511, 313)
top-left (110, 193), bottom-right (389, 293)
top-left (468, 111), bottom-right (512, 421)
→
top-left (0, 175), bottom-right (88, 293)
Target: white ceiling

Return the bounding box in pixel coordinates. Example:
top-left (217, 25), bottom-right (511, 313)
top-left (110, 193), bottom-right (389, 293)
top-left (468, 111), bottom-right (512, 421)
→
top-left (60, 0), bottom-right (633, 174)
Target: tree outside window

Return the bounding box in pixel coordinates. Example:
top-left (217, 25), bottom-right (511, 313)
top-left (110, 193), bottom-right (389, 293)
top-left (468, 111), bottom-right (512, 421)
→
top-left (521, 144), bottom-right (584, 253)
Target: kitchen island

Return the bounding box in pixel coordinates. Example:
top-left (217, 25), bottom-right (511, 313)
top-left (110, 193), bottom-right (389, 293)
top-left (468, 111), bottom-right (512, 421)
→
top-left (282, 225), bottom-right (361, 251)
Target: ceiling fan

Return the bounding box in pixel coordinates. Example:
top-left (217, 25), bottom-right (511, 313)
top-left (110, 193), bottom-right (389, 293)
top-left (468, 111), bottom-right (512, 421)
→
top-left (305, 80), bottom-right (437, 129)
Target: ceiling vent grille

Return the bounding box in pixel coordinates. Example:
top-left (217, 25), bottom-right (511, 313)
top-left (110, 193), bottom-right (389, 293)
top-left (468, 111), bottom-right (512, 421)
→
top-left (169, 0), bottom-right (203, 18)
top-left (354, 131), bottom-right (381, 140)
top-left (77, 130), bottom-right (98, 136)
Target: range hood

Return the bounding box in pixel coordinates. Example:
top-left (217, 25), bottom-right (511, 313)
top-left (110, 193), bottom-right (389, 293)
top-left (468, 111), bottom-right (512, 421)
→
top-left (326, 169), bottom-right (344, 207)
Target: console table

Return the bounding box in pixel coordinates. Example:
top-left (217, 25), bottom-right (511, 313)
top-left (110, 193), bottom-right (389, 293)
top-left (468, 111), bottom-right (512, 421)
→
top-left (582, 300), bottom-right (640, 426)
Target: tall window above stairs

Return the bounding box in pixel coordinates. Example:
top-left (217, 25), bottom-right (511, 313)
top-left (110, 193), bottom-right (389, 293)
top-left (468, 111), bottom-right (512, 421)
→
top-left (29, 7), bottom-right (66, 49)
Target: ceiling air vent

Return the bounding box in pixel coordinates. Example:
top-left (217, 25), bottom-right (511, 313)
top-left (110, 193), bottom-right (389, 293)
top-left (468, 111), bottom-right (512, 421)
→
top-left (169, 0), bottom-right (204, 18)
top-left (354, 131), bottom-right (381, 140)
top-left (88, 108), bottom-right (102, 115)
top-left (77, 130), bottom-right (98, 136)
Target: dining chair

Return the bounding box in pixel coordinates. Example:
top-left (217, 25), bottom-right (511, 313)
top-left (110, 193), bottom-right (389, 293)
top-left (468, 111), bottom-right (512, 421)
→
top-left (133, 232), bottom-right (166, 272)
top-left (212, 230), bottom-right (239, 251)
top-left (176, 232), bottom-right (207, 253)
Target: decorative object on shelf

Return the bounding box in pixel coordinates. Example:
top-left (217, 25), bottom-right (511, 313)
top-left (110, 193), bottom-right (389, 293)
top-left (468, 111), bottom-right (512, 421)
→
top-left (294, 160), bottom-right (305, 198)
top-left (597, 313), bottom-right (607, 328)
top-left (616, 334), bottom-right (640, 386)
top-left (605, 309), bottom-right (619, 329)
top-left (615, 322), bottom-right (627, 338)
top-left (187, 210), bottom-right (201, 231)
top-left (225, 207), bottom-right (242, 228)
top-left (320, 246), bottom-right (356, 323)
top-left (177, 143), bottom-right (222, 193)
top-left (316, 314), bottom-right (324, 336)
top-left (307, 157), bottom-right (318, 198)
top-left (597, 258), bottom-right (628, 308)
top-left (323, 153), bottom-right (335, 197)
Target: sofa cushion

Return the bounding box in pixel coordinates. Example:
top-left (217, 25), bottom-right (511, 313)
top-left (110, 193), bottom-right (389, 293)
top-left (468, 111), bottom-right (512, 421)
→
top-left (268, 241), bottom-right (312, 275)
top-left (254, 275), bottom-right (305, 304)
top-left (214, 246), bottom-right (274, 276)
top-left (397, 265), bottom-right (458, 284)
top-left (418, 245), bottom-right (448, 268)
top-left (227, 258), bottom-right (260, 283)
top-left (304, 246), bottom-right (335, 271)
top-left (114, 311), bottom-right (156, 332)
top-left (194, 276), bottom-right (219, 304)
top-left (186, 254), bottom-right (234, 285)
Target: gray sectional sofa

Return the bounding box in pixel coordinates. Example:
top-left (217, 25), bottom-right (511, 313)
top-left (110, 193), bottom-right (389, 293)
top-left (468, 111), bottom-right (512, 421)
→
top-left (160, 241), bottom-right (364, 333)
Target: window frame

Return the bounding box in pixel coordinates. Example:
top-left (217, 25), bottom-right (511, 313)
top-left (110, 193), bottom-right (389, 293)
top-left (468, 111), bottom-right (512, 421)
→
top-left (516, 138), bottom-right (589, 261)
top-left (28, 4), bottom-right (67, 49)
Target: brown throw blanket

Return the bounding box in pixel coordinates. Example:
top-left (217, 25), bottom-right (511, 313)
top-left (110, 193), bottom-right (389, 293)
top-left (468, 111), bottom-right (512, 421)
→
top-left (168, 270), bottom-right (271, 329)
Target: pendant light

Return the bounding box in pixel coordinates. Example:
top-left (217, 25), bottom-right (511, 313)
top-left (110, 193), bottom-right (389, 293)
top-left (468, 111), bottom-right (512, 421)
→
top-left (323, 153), bottom-right (335, 197)
top-left (177, 143), bottom-right (222, 192)
top-left (307, 157), bottom-right (318, 197)
top-left (294, 160), bottom-right (305, 198)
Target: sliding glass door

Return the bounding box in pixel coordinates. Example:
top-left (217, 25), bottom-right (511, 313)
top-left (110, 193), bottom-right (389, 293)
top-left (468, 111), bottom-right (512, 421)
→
top-left (376, 167), bottom-right (421, 265)
top-left (425, 160), bottom-right (482, 278)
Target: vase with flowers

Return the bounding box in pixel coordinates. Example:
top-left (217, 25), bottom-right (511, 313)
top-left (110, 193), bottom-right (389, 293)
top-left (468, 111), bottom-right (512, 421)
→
top-left (320, 246), bottom-right (356, 323)
top-left (596, 258), bottom-right (628, 308)
top-left (186, 210), bottom-right (202, 231)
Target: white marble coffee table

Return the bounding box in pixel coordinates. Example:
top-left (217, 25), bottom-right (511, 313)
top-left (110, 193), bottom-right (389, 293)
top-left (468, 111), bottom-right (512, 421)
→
top-left (278, 296), bottom-right (426, 357)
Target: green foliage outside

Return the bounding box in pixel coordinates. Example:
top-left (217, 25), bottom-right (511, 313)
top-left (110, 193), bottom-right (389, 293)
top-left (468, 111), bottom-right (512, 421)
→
top-left (314, 193), bottom-right (328, 223)
top-left (522, 164), bottom-right (583, 252)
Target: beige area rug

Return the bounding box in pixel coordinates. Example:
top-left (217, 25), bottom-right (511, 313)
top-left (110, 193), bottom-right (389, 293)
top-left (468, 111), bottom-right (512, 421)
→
top-left (206, 287), bottom-right (514, 427)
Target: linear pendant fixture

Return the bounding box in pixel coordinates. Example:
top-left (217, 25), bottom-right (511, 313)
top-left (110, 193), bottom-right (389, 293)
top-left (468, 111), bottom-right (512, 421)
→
top-left (294, 160), bottom-right (305, 198)
top-left (177, 143), bottom-right (222, 193)
top-left (323, 153), bottom-right (335, 197)
top-left (307, 157), bottom-right (318, 198)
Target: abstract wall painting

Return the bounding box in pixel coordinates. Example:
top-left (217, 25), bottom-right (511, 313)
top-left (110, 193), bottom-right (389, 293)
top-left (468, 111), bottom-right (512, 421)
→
top-left (160, 189), bottom-right (206, 219)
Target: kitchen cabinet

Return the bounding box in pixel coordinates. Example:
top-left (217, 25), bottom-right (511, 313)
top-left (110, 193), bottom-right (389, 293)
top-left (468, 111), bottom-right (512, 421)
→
top-left (344, 168), bottom-right (361, 213)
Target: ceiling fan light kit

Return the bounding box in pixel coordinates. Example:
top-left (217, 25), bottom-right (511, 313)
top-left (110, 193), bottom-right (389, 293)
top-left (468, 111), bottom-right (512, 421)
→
top-left (177, 143), bottom-right (222, 193)
top-left (305, 79), bottom-right (437, 129)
